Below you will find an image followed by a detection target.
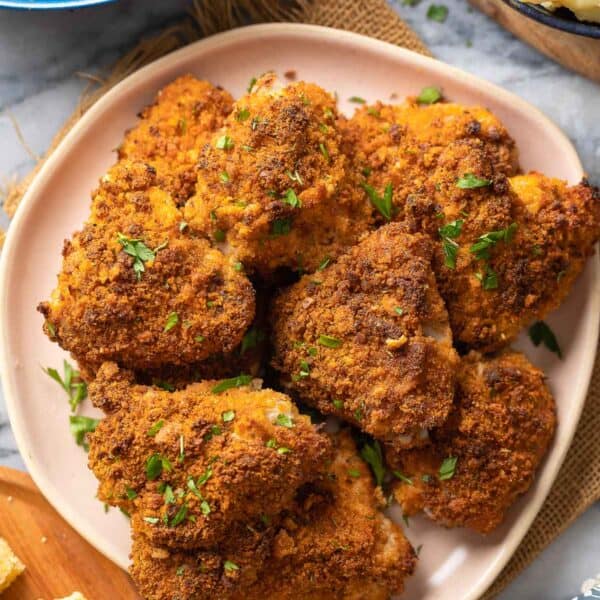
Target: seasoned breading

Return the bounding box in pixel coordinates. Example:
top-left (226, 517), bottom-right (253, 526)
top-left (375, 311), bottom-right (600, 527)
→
top-left (436, 173), bottom-right (600, 351)
top-left (184, 73), bottom-right (373, 276)
top-left (129, 431), bottom-right (416, 600)
top-left (388, 351), bottom-right (556, 533)
top-left (271, 224), bottom-right (459, 450)
top-left (39, 160), bottom-right (255, 372)
top-left (340, 99), bottom-right (518, 223)
top-left (87, 362), bottom-right (332, 549)
top-left (118, 75), bottom-right (233, 205)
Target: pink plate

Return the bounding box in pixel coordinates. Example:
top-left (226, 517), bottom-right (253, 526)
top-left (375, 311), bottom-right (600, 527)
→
top-left (1, 24), bottom-right (599, 600)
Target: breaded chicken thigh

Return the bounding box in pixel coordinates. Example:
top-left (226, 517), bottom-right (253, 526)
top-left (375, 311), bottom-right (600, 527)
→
top-left (87, 362), bottom-right (332, 550)
top-left (184, 74), bottom-right (373, 276)
top-left (39, 160), bottom-right (255, 372)
top-left (118, 75), bottom-right (233, 204)
top-left (388, 351), bottom-right (556, 533)
top-left (130, 431), bottom-right (416, 600)
top-left (271, 224), bottom-right (459, 450)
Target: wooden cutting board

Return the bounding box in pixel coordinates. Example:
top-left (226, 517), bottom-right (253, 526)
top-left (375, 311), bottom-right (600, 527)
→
top-left (469, 0), bottom-right (600, 83)
top-left (0, 467), bottom-right (140, 600)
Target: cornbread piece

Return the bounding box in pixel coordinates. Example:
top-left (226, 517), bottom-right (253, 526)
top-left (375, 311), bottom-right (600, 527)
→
top-left (389, 351), bottom-right (556, 533)
top-left (271, 224), bottom-right (459, 450)
top-left (130, 431), bottom-right (416, 600)
top-left (87, 362), bottom-right (332, 550)
top-left (39, 160), bottom-right (255, 372)
top-left (0, 537), bottom-right (25, 593)
top-left (118, 75), bottom-right (233, 205)
top-left (341, 98), bottom-right (518, 224)
top-left (184, 73), bottom-right (373, 276)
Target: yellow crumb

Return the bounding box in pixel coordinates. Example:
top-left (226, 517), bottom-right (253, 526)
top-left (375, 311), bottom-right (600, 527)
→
top-left (0, 537), bottom-right (25, 593)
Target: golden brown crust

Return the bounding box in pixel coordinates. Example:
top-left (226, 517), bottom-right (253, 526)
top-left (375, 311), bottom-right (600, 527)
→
top-left (118, 75), bottom-right (233, 205)
top-left (130, 431), bottom-right (416, 600)
top-left (389, 351), bottom-right (556, 533)
top-left (184, 74), bottom-right (373, 276)
top-left (270, 224), bottom-right (459, 450)
top-left (88, 362), bottom-right (333, 550)
top-left (38, 160), bottom-right (255, 371)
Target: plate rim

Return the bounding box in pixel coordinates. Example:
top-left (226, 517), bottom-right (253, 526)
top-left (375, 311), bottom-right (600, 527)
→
top-left (1, 22), bottom-right (598, 599)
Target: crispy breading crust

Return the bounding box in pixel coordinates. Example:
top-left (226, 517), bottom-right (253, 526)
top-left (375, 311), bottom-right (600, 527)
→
top-left (271, 224), bottom-right (459, 450)
top-left (129, 431), bottom-right (416, 600)
top-left (184, 74), bottom-right (373, 276)
top-left (118, 75), bottom-right (233, 205)
top-left (39, 160), bottom-right (255, 371)
top-left (87, 362), bottom-right (332, 550)
top-left (388, 351), bottom-right (556, 533)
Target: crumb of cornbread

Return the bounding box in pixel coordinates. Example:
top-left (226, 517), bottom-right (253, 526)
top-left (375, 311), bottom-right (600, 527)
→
top-left (0, 537), bottom-right (25, 593)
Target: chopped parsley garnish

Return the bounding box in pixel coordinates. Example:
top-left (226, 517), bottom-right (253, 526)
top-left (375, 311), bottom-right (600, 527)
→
top-left (240, 327), bottom-right (266, 355)
top-left (319, 143), bottom-right (330, 162)
top-left (233, 261), bottom-right (244, 272)
top-left (45, 320), bottom-right (56, 337)
top-left (219, 171), bottom-right (230, 183)
top-left (236, 108), bottom-right (250, 122)
top-left (283, 189), bottom-right (301, 208)
top-left (176, 565), bottom-right (186, 576)
top-left (224, 560), bottom-right (239, 572)
top-left (439, 456), bottom-right (458, 481)
top-left (393, 471), bottom-right (413, 485)
top-left (195, 335), bottom-right (205, 343)
top-left (215, 135), bottom-right (234, 150)
top-left (117, 233), bottom-right (167, 280)
top-left (438, 219), bottom-right (463, 269)
top-left (222, 410), bottom-right (236, 423)
top-left (275, 413), bottom-right (294, 428)
top-left (475, 264), bottom-right (498, 290)
top-left (211, 374), bottom-right (253, 394)
top-left (179, 221), bottom-right (188, 232)
top-left (147, 420), bottom-right (165, 437)
top-left (125, 487), bottom-right (138, 500)
top-left (427, 4), bottom-right (448, 22)
top-left (277, 447), bottom-right (291, 455)
top-left (163, 311), bottom-right (179, 332)
top-left (332, 398), bottom-right (344, 410)
top-left (394, 307), bottom-right (404, 316)
top-left (361, 182), bottom-right (393, 221)
top-left (270, 218), bottom-right (292, 237)
top-left (179, 435), bottom-right (185, 462)
top-left (266, 439), bottom-right (277, 449)
top-left (170, 503), bottom-right (188, 527)
top-left (416, 86), bottom-right (442, 105)
top-left (298, 360), bottom-right (310, 378)
top-left (318, 334), bottom-right (342, 349)
top-left (43, 360), bottom-right (87, 412)
top-left (213, 229), bottom-right (226, 243)
top-left (354, 408), bottom-right (363, 421)
top-left (163, 484), bottom-right (175, 504)
top-left (367, 107), bottom-right (380, 117)
top-left (200, 500), bottom-right (211, 515)
top-left (528, 321), bottom-right (562, 358)
top-left (145, 453), bottom-right (172, 480)
top-left (362, 166), bottom-right (372, 177)
top-left (324, 107), bottom-right (334, 119)
top-left (470, 223), bottom-right (517, 260)
top-left (247, 77), bottom-right (257, 92)
top-left (347, 468), bottom-right (361, 478)
top-left (317, 256), bottom-right (331, 271)
top-left (286, 169), bottom-right (303, 184)
top-left (348, 96), bottom-right (366, 104)
top-left (456, 173), bottom-right (492, 189)
top-left (144, 516), bottom-right (159, 524)
top-left (69, 416), bottom-right (99, 451)
top-left (360, 441), bottom-right (385, 487)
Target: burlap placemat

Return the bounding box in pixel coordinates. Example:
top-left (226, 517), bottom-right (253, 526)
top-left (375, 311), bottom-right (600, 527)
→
top-left (1, 1), bottom-right (598, 597)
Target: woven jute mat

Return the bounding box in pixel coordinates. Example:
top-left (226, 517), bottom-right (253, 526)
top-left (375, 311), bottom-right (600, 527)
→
top-left (1, 1), bottom-right (598, 597)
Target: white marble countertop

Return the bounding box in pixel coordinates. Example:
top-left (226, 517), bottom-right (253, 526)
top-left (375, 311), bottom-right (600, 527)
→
top-left (0, 1), bottom-right (598, 598)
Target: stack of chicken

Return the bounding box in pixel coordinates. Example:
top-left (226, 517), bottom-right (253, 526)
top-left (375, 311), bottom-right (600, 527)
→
top-left (39, 72), bottom-right (600, 599)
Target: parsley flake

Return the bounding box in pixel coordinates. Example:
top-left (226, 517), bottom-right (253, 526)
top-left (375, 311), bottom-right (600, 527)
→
top-left (222, 410), bottom-right (236, 423)
top-left (147, 420), bottom-right (165, 437)
top-left (528, 321), bottom-right (562, 358)
top-left (240, 327), bottom-right (265, 355)
top-left (347, 468), bottom-right (361, 478)
top-left (417, 86), bottom-right (442, 105)
top-left (117, 233), bottom-right (167, 281)
top-left (164, 311), bottom-right (179, 332)
top-left (349, 96), bottom-right (366, 104)
top-left (393, 471), bottom-right (414, 485)
top-left (438, 219), bottom-right (463, 269)
top-left (283, 189), bottom-right (301, 208)
top-left (216, 135), bottom-right (234, 150)
top-left (270, 218), bottom-right (292, 237)
top-left (170, 503), bottom-right (188, 527)
top-left (145, 454), bottom-right (172, 480)
top-left (236, 108), bottom-right (250, 122)
top-left (361, 182), bottom-right (393, 221)
top-left (360, 441), bottom-right (385, 487)
top-left (439, 456), bottom-right (458, 481)
top-left (318, 334), bottom-right (342, 349)
top-left (470, 223), bottom-right (517, 260)
top-left (456, 173), bottom-right (492, 189)
top-left (69, 416), bottom-right (99, 451)
top-left (224, 560), bottom-right (239, 572)
top-left (427, 4), bottom-right (448, 22)
top-left (43, 360), bottom-right (87, 412)
top-left (211, 374), bottom-right (253, 394)
top-left (276, 413), bottom-right (294, 428)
